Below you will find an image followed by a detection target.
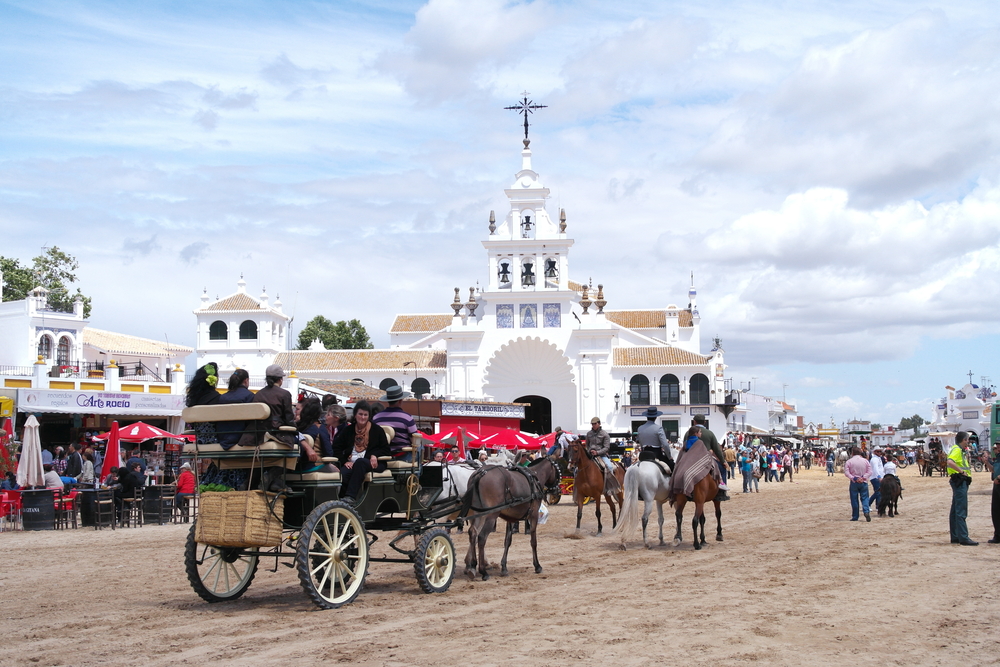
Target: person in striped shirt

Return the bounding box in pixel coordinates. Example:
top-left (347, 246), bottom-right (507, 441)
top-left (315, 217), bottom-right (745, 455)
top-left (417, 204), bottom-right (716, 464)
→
top-left (372, 385), bottom-right (418, 461)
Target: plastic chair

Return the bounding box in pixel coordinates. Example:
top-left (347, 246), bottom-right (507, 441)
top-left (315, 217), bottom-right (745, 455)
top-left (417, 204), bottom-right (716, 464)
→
top-left (1, 491), bottom-right (22, 532)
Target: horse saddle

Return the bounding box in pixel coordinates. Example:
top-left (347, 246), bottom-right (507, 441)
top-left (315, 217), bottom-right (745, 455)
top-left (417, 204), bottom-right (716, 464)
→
top-left (638, 448), bottom-right (673, 477)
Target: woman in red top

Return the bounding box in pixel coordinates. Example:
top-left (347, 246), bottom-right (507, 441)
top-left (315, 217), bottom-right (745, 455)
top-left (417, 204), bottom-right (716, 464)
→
top-left (175, 462), bottom-right (196, 523)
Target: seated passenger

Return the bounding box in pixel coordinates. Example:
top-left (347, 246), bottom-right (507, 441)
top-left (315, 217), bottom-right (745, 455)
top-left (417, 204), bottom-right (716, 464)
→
top-left (43, 464), bottom-right (64, 490)
top-left (175, 462), bottom-right (196, 522)
top-left (297, 397), bottom-right (332, 472)
top-left (216, 369), bottom-right (254, 449)
top-left (333, 400), bottom-right (390, 505)
top-left (238, 364), bottom-right (297, 448)
top-left (186, 363), bottom-right (221, 444)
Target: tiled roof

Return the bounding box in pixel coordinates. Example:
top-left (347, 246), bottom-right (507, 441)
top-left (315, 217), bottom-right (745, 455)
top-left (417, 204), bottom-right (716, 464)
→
top-left (84, 328), bottom-right (193, 357)
top-left (390, 314), bottom-right (453, 333)
top-left (567, 280), bottom-right (586, 293)
top-left (274, 349), bottom-right (447, 371)
top-left (298, 379), bottom-right (384, 400)
top-left (198, 293), bottom-right (263, 312)
top-left (613, 346), bottom-right (711, 367)
top-left (604, 309), bottom-right (694, 329)
top-left (606, 310), bottom-right (666, 329)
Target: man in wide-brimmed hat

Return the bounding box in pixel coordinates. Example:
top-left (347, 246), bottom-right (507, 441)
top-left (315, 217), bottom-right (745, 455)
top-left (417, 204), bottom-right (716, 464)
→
top-left (372, 385), bottom-right (417, 460)
top-left (635, 406), bottom-right (674, 471)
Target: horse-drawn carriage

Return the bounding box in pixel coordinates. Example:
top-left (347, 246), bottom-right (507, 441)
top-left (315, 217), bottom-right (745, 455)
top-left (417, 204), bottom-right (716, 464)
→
top-left (181, 403), bottom-right (473, 609)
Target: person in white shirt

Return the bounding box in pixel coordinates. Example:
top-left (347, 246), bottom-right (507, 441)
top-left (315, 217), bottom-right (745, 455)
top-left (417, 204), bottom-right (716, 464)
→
top-left (43, 464), bottom-right (63, 490)
top-left (870, 448), bottom-right (886, 510)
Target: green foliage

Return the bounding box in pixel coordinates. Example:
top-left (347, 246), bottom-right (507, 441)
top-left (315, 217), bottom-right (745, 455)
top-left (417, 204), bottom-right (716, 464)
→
top-left (198, 483), bottom-right (234, 493)
top-left (870, 423), bottom-right (882, 431)
top-left (0, 247), bottom-right (92, 318)
top-left (897, 414), bottom-right (927, 431)
top-left (297, 316), bottom-right (373, 350)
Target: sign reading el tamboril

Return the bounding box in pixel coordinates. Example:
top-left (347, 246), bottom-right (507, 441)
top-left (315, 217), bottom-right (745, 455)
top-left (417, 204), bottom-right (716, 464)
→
top-left (441, 402), bottom-right (525, 419)
top-left (17, 388), bottom-right (185, 416)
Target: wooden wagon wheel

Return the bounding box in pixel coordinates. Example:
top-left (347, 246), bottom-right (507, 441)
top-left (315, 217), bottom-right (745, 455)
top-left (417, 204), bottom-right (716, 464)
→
top-left (185, 524), bottom-right (259, 603)
top-left (296, 500), bottom-right (369, 610)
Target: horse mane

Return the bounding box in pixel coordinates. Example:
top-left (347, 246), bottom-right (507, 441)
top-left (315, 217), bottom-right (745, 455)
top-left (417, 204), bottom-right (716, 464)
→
top-left (526, 457), bottom-right (547, 468)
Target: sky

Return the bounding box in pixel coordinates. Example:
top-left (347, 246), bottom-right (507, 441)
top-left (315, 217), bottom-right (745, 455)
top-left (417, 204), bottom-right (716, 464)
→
top-left (2, 0), bottom-right (999, 428)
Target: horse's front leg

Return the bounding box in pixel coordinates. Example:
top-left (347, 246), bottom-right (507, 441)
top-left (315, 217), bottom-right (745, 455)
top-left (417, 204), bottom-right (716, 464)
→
top-left (464, 519), bottom-right (479, 579)
top-left (699, 511), bottom-right (707, 545)
top-left (641, 498), bottom-right (652, 549)
top-left (673, 507), bottom-right (684, 547)
top-left (576, 498), bottom-right (583, 530)
top-left (478, 515), bottom-right (496, 581)
top-left (606, 492), bottom-right (619, 530)
top-left (692, 503), bottom-right (703, 550)
top-left (528, 507), bottom-right (542, 573)
top-left (594, 495), bottom-right (603, 536)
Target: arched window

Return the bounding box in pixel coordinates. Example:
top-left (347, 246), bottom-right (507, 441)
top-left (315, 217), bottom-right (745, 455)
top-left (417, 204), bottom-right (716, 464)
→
top-left (689, 373), bottom-right (710, 404)
top-left (660, 374), bottom-right (680, 405)
top-left (379, 378), bottom-right (397, 391)
top-left (239, 320), bottom-right (258, 340)
top-left (57, 336), bottom-right (71, 365)
top-left (411, 377), bottom-right (430, 398)
top-left (209, 320), bottom-right (228, 341)
top-left (629, 374), bottom-right (650, 406)
top-left (37, 336), bottom-right (53, 359)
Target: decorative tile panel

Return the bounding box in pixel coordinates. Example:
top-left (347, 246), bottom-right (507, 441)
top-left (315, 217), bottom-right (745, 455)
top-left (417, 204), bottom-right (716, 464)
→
top-left (496, 304), bottom-right (514, 329)
top-left (543, 303), bottom-right (561, 328)
top-left (519, 304), bottom-right (537, 328)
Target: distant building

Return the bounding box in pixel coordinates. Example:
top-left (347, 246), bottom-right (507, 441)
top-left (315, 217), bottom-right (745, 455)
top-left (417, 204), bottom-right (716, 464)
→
top-left (929, 382), bottom-right (995, 443)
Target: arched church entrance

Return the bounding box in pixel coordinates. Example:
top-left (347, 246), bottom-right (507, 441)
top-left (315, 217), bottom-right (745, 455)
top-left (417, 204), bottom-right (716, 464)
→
top-left (514, 395), bottom-right (551, 435)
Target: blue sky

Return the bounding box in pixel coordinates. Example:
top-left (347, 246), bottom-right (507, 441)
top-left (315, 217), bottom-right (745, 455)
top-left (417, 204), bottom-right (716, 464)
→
top-left (2, 0), bottom-right (999, 427)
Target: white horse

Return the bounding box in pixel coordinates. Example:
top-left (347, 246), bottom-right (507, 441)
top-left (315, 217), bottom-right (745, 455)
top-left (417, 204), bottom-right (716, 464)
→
top-left (615, 460), bottom-right (672, 551)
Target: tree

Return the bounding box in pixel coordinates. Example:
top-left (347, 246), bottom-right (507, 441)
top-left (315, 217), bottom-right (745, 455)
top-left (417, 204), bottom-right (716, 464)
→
top-left (297, 316), bottom-right (373, 350)
top-left (897, 414), bottom-right (927, 431)
top-left (0, 247), bottom-right (93, 318)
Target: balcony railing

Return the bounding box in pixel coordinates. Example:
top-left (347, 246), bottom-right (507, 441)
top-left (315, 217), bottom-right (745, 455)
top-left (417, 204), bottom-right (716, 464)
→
top-left (0, 365), bottom-right (34, 377)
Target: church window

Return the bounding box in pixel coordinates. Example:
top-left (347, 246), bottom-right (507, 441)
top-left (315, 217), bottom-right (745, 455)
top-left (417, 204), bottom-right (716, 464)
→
top-left (56, 336), bottom-right (71, 365)
top-left (411, 377), bottom-right (430, 398)
top-left (379, 378), bottom-right (397, 391)
top-left (496, 304), bottom-right (514, 328)
top-left (543, 303), bottom-right (560, 328)
top-left (690, 374), bottom-right (710, 404)
top-left (520, 304), bottom-right (537, 328)
top-left (629, 374), bottom-right (650, 406)
top-left (239, 320), bottom-right (258, 340)
top-left (209, 320), bottom-right (228, 341)
top-left (37, 336), bottom-right (53, 359)
top-left (660, 374), bottom-right (680, 405)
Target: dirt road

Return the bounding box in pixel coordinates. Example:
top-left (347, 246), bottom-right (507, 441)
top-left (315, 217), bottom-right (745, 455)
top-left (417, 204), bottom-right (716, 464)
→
top-left (3, 466), bottom-right (999, 666)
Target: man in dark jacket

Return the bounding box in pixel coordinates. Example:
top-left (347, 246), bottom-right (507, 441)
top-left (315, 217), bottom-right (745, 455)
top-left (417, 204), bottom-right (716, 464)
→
top-left (238, 364), bottom-right (297, 447)
top-left (64, 443), bottom-right (83, 479)
top-left (217, 369), bottom-right (254, 448)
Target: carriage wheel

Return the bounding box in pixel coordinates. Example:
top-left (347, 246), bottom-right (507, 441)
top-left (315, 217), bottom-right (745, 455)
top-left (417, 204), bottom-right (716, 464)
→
top-left (972, 459), bottom-right (984, 473)
top-left (185, 524), bottom-right (259, 603)
top-left (296, 500), bottom-right (369, 609)
top-left (414, 527), bottom-right (455, 594)
top-left (897, 459), bottom-right (908, 469)
top-left (545, 491), bottom-right (562, 505)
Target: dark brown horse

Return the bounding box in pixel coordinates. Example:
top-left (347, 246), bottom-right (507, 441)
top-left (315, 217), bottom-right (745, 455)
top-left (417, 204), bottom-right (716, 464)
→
top-left (567, 439), bottom-right (624, 535)
top-left (877, 474), bottom-right (902, 517)
top-left (462, 458), bottom-right (560, 581)
top-left (670, 472), bottom-right (723, 550)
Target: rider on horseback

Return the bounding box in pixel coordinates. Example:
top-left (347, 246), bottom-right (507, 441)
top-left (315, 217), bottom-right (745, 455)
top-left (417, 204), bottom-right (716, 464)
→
top-left (690, 415), bottom-right (729, 498)
top-left (586, 417), bottom-right (621, 493)
top-left (635, 407), bottom-right (675, 472)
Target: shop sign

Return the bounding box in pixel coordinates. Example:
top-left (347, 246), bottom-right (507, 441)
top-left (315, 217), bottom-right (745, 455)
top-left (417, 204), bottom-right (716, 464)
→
top-left (441, 402), bottom-right (525, 419)
top-left (17, 388), bottom-right (185, 416)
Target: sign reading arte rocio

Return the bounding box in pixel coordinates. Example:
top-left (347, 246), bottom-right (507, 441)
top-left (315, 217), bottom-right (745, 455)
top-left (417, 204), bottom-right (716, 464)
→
top-left (441, 402), bottom-right (525, 419)
top-left (17, 388), bottom-right (185, 416)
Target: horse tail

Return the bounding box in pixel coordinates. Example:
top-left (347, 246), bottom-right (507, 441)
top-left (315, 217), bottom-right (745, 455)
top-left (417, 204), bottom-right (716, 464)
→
top-left (616, 464), bottom-right (641, 542)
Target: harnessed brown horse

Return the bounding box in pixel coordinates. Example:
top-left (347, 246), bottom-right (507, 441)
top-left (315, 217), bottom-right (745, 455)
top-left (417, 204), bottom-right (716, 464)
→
top-left (567, 439), bottom-right (624, 535)
top-left (669, 472), bottom-right (723, 550)
top-left (462, 457), bottom-right (560, 581)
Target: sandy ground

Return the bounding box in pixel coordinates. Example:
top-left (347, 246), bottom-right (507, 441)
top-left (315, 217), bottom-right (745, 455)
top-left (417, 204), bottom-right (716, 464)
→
top-left (3, 465), bottom-right (1000, 667)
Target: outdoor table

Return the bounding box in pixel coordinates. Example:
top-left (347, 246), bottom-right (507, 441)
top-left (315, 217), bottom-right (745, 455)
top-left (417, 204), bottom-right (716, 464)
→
top-left (21, 489), bottom-right (55, 531)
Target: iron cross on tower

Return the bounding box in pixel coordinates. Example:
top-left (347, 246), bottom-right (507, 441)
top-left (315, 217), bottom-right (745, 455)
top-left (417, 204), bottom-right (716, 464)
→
top-left (505, 92), bottom-right (547, 146)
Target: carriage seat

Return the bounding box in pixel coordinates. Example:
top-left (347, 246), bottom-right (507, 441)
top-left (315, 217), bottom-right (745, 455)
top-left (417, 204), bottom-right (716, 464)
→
top-left (182, 403), bottom-right (272, 424)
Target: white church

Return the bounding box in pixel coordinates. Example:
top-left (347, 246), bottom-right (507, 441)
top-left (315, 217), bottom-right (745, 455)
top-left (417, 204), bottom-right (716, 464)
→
top-left (195, 139), bottom-right (735, 440)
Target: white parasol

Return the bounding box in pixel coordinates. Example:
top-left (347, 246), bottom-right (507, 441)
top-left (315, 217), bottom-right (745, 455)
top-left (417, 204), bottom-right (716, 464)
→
top-left (16, 415), bottom-right (45, 488)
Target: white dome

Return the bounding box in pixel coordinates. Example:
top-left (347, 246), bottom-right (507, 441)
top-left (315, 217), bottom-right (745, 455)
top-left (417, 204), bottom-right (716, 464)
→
top-left (483, 336), bottom-right (575, 387)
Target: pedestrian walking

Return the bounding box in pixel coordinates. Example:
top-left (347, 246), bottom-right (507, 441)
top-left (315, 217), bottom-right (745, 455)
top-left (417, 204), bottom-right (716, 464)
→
top-left (844, 447), bottom-right (873, 522)
top-left (990, 442), bottom-right (1000, 544)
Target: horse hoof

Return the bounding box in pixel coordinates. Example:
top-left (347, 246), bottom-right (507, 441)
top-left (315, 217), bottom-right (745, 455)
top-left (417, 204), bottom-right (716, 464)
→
top-left (595, 532), bottom-right (602, 537)
top-left (716, 535), bottom-right (723, 542)
top-left (645, 543), bottom-right (652, 550)
top-left (481, 573), bottom-right (490, 581)
top-left (694, 542), bottom-right (702, 550)
top-left (500, 569), bottom-right (509, 577)
top-left (618, 543), bottom-right (627, 552)
top-left (535, 566), bottom-right (543, 574)
top-left (672, 538), bottom-right (681, 547)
